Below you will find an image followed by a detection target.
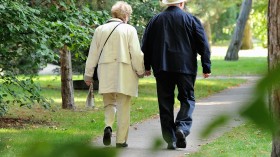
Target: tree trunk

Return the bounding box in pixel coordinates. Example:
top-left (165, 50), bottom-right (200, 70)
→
top-left (224, 0), bottom-right (252, 61)
top-left (60, 45), bottom-right (75, 109)
top-left (241, 19), bottom-right (253, 50)
top-left (96, 0), bottom-right (115, 10)
top-left (268, 0), bottom-right (280, 156)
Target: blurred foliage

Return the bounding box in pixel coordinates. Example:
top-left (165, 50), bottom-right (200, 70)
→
top-left (187, 0), bottom-right (241, 44)
top-left (211, 5), bottom-right (239, 44)
top-left (188, 0), bottom-right (268, 46)
top-left (21, 142), bottom-right (118, 157)
top-left (127, 0), bottom-right (161, 40)
top-left (251, 0), bottom-right (268, 47)
top-left (187, 0), bottom-right (239, 21)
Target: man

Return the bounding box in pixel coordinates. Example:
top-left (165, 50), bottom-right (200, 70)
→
top-left (141, 0), bottom-right (211, 150)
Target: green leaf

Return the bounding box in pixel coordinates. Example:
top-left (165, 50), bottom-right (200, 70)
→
top-left (200, 115), bottom-right (230, 138)
top-left (240, 98), bottom-right (276, 131)
top-left (0, 4), bottom-right (5, 9)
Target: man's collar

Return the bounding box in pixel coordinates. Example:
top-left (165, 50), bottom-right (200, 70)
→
top-left (166, 5), bottom-right (181, 11)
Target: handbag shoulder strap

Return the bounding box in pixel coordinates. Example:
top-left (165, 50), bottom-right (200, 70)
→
top-left (98, 22), bottom-right (123, 60)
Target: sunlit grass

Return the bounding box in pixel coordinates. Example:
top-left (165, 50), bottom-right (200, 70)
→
top-left (188, 122), bottom-right (271, 157)
top-left (198, 57), bottom-right (267, 76)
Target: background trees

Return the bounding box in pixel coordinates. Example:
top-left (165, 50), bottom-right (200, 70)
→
top-left (0, 0), bottom-right (109, 113)
top-left (0, 0), bottom-right (55, 115)
top-left (0, 0), bottom-right (56, 74)
top-left (0, 0), bottom-right (270, 114)
top-left (225, 0), bottom-right (253, 61)
top-left (187, 0), bottom-right (240, 44)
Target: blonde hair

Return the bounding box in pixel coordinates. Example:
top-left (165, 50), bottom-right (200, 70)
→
top-left (111, 1), bottom-right (132, 21)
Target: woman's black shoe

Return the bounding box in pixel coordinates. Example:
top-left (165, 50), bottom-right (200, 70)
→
top-left (116, 142), bottom-right (128, 148)
top-left (103, 126), bottom-right (112, 146)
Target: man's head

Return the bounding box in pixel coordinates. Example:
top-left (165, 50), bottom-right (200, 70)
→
top-left (161, 0), bottom-right (186, 5)
top-left (162, 0), bottom-right (186, 9)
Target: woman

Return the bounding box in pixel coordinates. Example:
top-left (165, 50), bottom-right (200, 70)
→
top-left (84, 1), bottom-right (144, 148)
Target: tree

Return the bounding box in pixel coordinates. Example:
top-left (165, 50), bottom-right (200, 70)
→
top-left (211, 5), bottom-right (239, 44)
top-left (251, 0), bottom-right (268, 47)
top-left (240, 19), bottom-right (253, 50)
top-left (127, 0), bottom-right (161, 38)
top-left (225, 0), bottom-right (253, 61)
top-left (268, 0), bottom-right (280, 156)
top-left (0, 0), bottom-right (109, 115)
top-left (33, 1), bottom-right (109, 109)
top-left (0, 0), bottom-right (55, 116)
top-left (188, 0), bottom-right (239, 44)
top-left (0, 0), bottom-right (56, 74)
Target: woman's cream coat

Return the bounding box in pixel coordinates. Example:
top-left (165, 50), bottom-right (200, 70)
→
top-left (84, 18), bottom-right (145, 97)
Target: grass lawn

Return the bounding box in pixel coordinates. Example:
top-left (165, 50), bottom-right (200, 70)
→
top-left (198, 57), bottom-right (267, 76)
top-left (188, 122), bottom-right (271, 157)
top-left (0, 56), bottom-right (269, 157)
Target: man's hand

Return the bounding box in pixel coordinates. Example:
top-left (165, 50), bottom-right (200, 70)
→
top-left (145, 70), bottom-right (152, 76)
top-left (85, 80), bottom-right (93, 86)
top-left (203, 73), bottom-right (211, 78)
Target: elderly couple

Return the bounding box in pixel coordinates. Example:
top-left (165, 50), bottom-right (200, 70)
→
top-left (84, 0), bottom-right (211, 150)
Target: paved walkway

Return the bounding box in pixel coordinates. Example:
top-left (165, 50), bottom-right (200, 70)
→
top-left (91, 77), bottom-right (258, 157)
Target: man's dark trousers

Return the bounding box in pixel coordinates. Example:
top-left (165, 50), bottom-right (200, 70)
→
top-left (155, 71), bottom-right (196, 144)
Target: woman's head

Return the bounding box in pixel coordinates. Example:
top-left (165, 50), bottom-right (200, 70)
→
top-left (111, 1), bottom-right (132, 23)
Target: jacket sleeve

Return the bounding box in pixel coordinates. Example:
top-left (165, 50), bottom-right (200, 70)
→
top-left (141, 19), bottom-right (153, 71)
top-left (128, 27), bottom-right (145, 76)
top-left (192, 16), bottom-right (211, 74)
top-left (84, 28), bottom-right (100, 81)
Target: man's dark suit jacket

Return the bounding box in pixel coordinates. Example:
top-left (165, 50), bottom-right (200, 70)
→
top-left (141, 6), bottom-right (211, 76)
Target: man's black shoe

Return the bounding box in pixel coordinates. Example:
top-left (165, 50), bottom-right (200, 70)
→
top-left (167, 142), bottom-right (176, 150)
top-left (175, 129), bottom-right (186, 148)
top-left (116, 142), bottom-right (128, 148)
top-left (103, 126), bottom-right (112, 146)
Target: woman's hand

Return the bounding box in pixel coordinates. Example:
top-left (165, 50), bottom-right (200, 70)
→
top-left (145, 70), bottom-right (151, 76)
top-left (203, 73), bottom-right (211, 78)
top-left (85, 80), bottom-right (93, 86)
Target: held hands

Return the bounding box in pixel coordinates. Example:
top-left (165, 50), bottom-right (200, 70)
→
top-left (203, 73), bottom-right (211, 78)
top-left (137, 70), bottom-right (151, 78)
top-left (85, 80), bottom-right (93, 86)
top-left (145, 70), bottom-right (152, 76)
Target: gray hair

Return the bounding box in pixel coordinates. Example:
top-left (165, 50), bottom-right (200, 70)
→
top-left (111, 1), bottom-right (132, 21)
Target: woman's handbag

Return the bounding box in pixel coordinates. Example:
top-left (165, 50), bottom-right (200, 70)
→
top-left (85, 83), bottom-right (94, 108)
